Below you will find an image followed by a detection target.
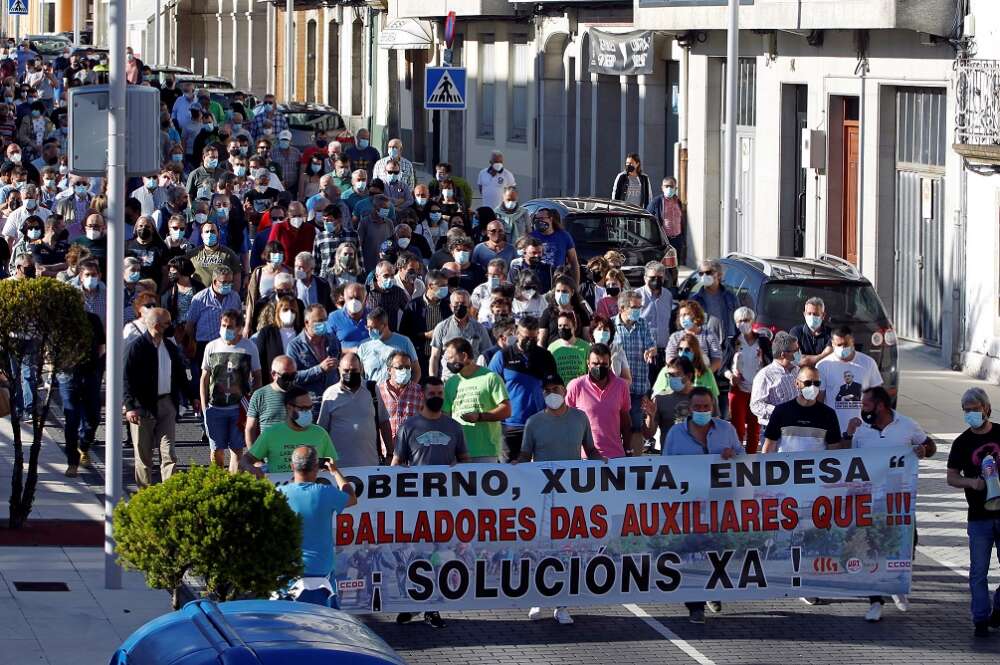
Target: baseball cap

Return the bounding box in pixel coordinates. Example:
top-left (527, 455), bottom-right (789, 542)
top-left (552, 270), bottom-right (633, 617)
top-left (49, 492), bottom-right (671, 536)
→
top-left (278, 130), bottom-right (293, 141)
top-left (542, 374), bottom-right (564, 389)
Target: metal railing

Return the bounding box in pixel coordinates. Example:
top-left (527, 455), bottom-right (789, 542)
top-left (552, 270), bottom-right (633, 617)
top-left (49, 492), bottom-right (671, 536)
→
top-left (954, 58), bottom-right (1000, 146)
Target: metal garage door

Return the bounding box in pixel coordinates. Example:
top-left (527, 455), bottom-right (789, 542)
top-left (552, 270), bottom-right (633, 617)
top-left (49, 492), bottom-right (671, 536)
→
top-left (893, 87), bottom-right (946, 346)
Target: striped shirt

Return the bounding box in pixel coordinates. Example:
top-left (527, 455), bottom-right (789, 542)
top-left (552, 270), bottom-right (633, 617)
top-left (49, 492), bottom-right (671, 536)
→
top-left (313, 228), bottom-right (359, 278)
top-left (614, 317), bottom-right (655, 395)
top-left (749, 360), bottom-right (800, 426)
top-left (666, 328), bottom-right (722, 363)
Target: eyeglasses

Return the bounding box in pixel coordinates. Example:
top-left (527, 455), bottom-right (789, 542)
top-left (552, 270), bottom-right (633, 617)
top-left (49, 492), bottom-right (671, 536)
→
top-left (800, 380), bottom-right (822, 387)
top-left (698, 270), bottom-right (714, 276)
top-left (387, 171), bottom-right (400, 175)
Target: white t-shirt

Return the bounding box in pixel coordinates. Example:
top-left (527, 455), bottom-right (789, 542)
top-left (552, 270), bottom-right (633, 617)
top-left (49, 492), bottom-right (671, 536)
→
top-left (816, 351), bottom-right (883, 432)
top-left (476, 168), bottom-right (516, 210)
top-left (733, 336), bottom-right (762, 393)
top-left (853, 412), bottom-right (926, 449)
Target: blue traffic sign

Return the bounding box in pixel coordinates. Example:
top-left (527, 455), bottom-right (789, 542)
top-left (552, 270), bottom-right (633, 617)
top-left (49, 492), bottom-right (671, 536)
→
top-left (425, 67), bottom-right (466, 111)
top-left (8, 0), bottom-right (28, 17)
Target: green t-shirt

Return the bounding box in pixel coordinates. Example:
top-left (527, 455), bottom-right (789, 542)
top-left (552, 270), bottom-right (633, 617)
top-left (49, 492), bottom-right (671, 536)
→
top-left (443, 366), bottom-right (509, 459)
top-left (249, 423), bottom-right (338, 474)
top-left (247, 385), bottom-right (287, 433)
top-left (548, 338), bottom-right (590, 384)
top-left (652, 366), bottom-right (720, 398)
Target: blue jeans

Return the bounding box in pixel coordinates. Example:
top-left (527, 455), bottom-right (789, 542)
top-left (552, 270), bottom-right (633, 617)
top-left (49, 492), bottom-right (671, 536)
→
top-left (57, 367), bottom-right (103, 465)
top-left (204, 405), bottom-right (242, 451)
top-left (968, 518), bottom-right (1000, 623)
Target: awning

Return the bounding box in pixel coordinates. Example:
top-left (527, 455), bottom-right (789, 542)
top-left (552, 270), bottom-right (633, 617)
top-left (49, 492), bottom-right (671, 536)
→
top-left (379, 18), bottom-right (434, 50)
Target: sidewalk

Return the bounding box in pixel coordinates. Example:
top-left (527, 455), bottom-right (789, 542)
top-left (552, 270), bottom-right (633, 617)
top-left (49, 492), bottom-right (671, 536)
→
top-left (0, 418), bottom-right (171, 665)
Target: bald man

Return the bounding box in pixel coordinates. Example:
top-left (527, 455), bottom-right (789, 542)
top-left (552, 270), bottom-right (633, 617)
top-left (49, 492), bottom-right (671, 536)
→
top-left (245, 355), bottom-right (299, 448)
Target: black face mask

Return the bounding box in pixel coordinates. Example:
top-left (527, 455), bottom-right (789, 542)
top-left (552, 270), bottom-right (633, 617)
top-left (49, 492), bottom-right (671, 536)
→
top-left (589, 365), bottom-right (609, 381)
top-left (447, 277), bottom-right (460, 289)
top-left (425, 396), bottom-right (445, 413)
top-left (647, 277), bottom-right (663, 290)
top-left (57, 228), bottom-right (69, 242)
top-left (527, 256), bottom-right (540, 267)
top-left (137, 227), bottom-right (153, 241)
top-left (163, 324), bottom-right (176, 338)
top-left (21, 266), bottom-right (36, 279)
top-left (860, 409), bottom-right (877, 425)
top-left (606, 286), bottom-right (621, 298)
top-left (454, 304), bottom-right (469, 320)
top-left (625, 164), bottom-right (636, 174)
top-left (167, 272), bottom-right (179, 283)
top-left (276, 372), bottom-right (296, 391)
top-left (342, 370), bottom-right (362, 390)
top-left (446, 360), bottom-right (465, 375)
top-left (558, 327), bottom-right (574, 341)
top-left (517, 336), bottom-right (535, 352)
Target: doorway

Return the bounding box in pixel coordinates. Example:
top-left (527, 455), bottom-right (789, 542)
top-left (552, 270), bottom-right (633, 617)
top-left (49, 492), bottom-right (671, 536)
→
top-left (306, 20), bottom-right (317, 103)
top-left (327, 20), bottom-right (339, 108)
top-left (826, 96), bottom-right (859, 262)
top-left (779, 84), bottom-right (807, 256)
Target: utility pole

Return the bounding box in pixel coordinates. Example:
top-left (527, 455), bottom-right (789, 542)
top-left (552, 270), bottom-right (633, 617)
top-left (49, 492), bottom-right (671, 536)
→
top-left (153, 0), bottom-right (160, 65)
top-left (104, 0), bottom-right (126, 590)
top-left (73, 0), bottom-right (80, 46)
top-left (721, 0), bottom-right (739, 254)
top-left (284, 0), bottom-right (294, 101)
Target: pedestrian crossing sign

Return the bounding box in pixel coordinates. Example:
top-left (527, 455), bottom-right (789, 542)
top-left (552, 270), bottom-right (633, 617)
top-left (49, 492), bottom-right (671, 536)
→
top-left (8, 0), bottom-right (28, 17)
top-left (425, 67), bottom-right (466, 111)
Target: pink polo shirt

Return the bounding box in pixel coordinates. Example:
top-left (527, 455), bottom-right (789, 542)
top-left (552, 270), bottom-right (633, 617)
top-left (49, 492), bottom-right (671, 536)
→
top-left (565, 373), bottom-right (631, 459)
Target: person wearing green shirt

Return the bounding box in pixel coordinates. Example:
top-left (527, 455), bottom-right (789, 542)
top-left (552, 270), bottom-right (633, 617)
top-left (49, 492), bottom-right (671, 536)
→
top-left (241, 386), bottom-right (338, 476)
top-left (653, 333), bottom-right (719, 398)
top-left (244, 355), bottom-right (298, 448)
top-left (547, 310), bottom-right (590, 384)
top-left (442, 337), bottom-right (511, 462)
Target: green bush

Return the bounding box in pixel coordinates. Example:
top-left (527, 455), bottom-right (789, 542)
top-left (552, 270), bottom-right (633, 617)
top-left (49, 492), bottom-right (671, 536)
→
top-left (114, 465), bottom-right (303, 607)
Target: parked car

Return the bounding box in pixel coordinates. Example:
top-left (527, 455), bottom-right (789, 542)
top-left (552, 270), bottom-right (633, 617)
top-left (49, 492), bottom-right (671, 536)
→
top-left (278, 102), bottom-right (348, 150)
top-left (55, 30), bottom-right (93, 46)
top-left (111, 599), bottom-right (405, 665)
top-left (676, 253), bottom-right (899, 397)
top-left (148, 64), bottom-right (193, 87)
top-left (520, 197), bottom-right (670, 286)
top-left (25, 35), bottom-right (71, 61)
top-left (175, 74), bottom-right (235, 91)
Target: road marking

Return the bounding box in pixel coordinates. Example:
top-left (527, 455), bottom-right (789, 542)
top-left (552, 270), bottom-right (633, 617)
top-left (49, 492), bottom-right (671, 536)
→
top-left (622, 603), bottom-right (716, 665)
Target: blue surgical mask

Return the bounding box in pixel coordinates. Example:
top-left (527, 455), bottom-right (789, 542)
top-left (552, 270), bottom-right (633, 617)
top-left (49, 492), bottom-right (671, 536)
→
top-left (358, 138), bottom-right (370, 149)
top-left (126, 272), bottom-right (140, 283)
top-left (378, 207), bottom-right (391, 219)
top-left (669, 376), bottom-right (685, 392)
top-left (389, 147), bottom-right (400, 159)
top-left (324, 222), bottom-right (336, 233)
top-left (680, 316), bottom-right (695, 330)
top-left (205, 158), bottom-right (219, 169)
top-left (792, 350), bottom-right (802, 365)
top-left (220, 327), bottom-right (236, 342)
top-left (294, 409), bottom-right (313, 427)
top-left (312, 321), bottom-right (327, 336)
top-left (454, 250), bottom-right (470, 264)
top-left (805, 314), bottom-right (823, 330)
top-left (835, 345), bottom-right (853, 360)
top-left (593, 330), bottom-right (611, 344)
top-left (627, 308), bottom-right (641, 322)
top-left (964, 411), bottom-right (985, 429)
top-left (429, 212), bottom-right (442, 223)
top-left (690, 410), bottom-right (712, 426)
top-left (171, 154), bottom-right (183, 163)
top-left (679, 349), bottom-right (694, 361)
top-left (435, 286), bottom-right (449, 299)
top-left (368, 328), bottom-right (381, 341)
top-left (269, 252), bottom-right (283, 265)
top-left (380, 277), bottom-right (394, 290)
top-left (218, 282), bottom-right (232, 295)
top-left (202, 232), bottom-right (218, 246)
top-left (555, 291), bottom-right (571, 306)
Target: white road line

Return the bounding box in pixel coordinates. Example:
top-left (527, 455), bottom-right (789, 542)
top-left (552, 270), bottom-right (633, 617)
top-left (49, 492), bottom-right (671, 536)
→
top-left (622, 603), bottom-right (716, 665)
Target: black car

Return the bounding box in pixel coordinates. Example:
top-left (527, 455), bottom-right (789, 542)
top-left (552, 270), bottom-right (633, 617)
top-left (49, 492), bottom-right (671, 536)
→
top-left (520, 198), bottom-right (670, 285)
top-left (277, 103), bottom-right (347, 151)
top-left (677, 253), bottom-right (899, 398)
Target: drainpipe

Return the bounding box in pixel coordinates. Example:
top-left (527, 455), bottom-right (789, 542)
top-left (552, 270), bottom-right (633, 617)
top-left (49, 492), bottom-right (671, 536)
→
top-left (678, 41), bottom-right (689, 202)
top-left (368, 7), bottom-right (376, 136)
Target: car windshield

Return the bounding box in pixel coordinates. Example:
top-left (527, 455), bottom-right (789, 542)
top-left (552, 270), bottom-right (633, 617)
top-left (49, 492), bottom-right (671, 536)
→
top-left (564, 214), bottom-right (663, 249)
top-left (758, 281), bottom-right (890, 330)
top-left (284, 112), bottom-right (345, 132)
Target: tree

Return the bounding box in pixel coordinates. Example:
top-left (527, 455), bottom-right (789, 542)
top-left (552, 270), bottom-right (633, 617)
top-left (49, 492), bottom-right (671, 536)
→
top-left (114, 465), bottom-right (303, 608)
top-left (0, 277), bottom-right (92, 528)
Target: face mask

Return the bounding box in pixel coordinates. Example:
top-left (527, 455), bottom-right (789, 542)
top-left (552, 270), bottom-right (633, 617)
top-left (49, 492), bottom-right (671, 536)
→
top-left (380, 277), bottom-right (394, 291)
top-left (340, 297), bottom-right (363, 315)
top-left (492, 162), bottom-right (504, 172)
top-left (85, 228), bottom-right (102, 241)
top-left (144, 178), bottom-right (157, 190)
top-left (235, 166), bottom-right (247, 177)
top-left (354, 181), bottom-right (367, 193)
top-left (172, 154), bottom-right (184, 163)
top-left (454, 250), bottom-right (470, 264)
top-left (294, 409), bottom-right (313, 428)
top-left (59, 165), bottom-right (68, 174)
top-left (82, 275), bottom-right (98, 290)
top-left (522, 289), bottom-right (536, 300)
top-left (558, 328), bottom-right (573, 341)
top-left (205, 158), bottom-right (219, 169)
top-left (964, 411), bottom-right (985, 429)
top-left (218, 283), bottom-right (233, 295)
top-left (544, 392), bottom-right (565, 410)
top-left (137, 227), bottom-right (153, 241)
top-left (446, 360), bottom-right (465, 375)
top-left (289, 217), bottom-right (304, 229)
top-left (664, 187), bottom-right (676, 198)
top-left (504, 200), bottom-right (517, 210)
top-left (625, 164), bottom-right (635, 174)
top-left (793, 350), bottom-right (802, 365)
top-left (276, 309), bottom-right (296, 327)
top-left (278, 140), bottom-right (290, 149)
top-left (589, 365), bottom-right (609, 381)
top-left (393, 368), bottom-right (412, 386)
top-left (555, 291), bottom-right (571, 306)
top-left (606, 286), bottom-right (621, 298)
top-left (377, 207), bottom-right (391, 219)
top-left (681, 317), bottom-right (697, 331)
top-left (628, 308), bottom-right (641, 322)
top-left (339, 254), bottom-right (354, 268)
top-left (255, 185), bottom-right (268, 194)
top-left (409, 196), bottom-right (427, 207)
top-left (429, 212), bottom-right (442, 223)
top-left (594, 330), bottom-right (611, 344)
top-left (454, 304), bottom-right (469, 320)
top-left (170, 228), bottom-right (184, 241)
top-left (738, 321), bottom-right (753, 335)
top-left (203, 232), bottom-right (218, 246)
top-left (275, 372), bottom-right (296, 391)
top-left (488, 276), bottom-right (501, 290)
top-left (397, 237), bottom-right (411, 249)
top-left (434, 286), bottom-right (449, 300)
top-left (534, 221), bottom-right (550, 233)
top-left (647, 276), bottom-right (663, 290)
top-left (678, 349), bottom-right (694, 361)
top-left (425, 395), bottom-right (444, 412)
top-left (690, 410), bottom-right (713, 426)
top-left (860, 408), bottom-right (877, 425)
top-left (801, 385), bottom-right (820, 401)
top-left (358, 138), bottom-right (370, 149)
top-left (194, 212), bottom-right (208, 224)
top-left (24, 199), bottom-right (37, 210)
top-left (441, 189), bottom-right (453, 199)
top-left (389, 147), bottom-right (401, 159)
top-left (204, 124), bottom-right (215, 133)
top-left (312, 321), bottom-right (328, 336)
top-left (669, 376), bottom-right (685, 392)
top-left (386, 173), bottom-right (400, 183)
top-left (27, 228), bottom-right (41, 240)
top-left (343, 370), bottom-right (362, 390)
top-left (30, 109), bottom-right (41, 119)
top-left (699, 274), bottom-right (715, 288)
top-left (264, 251), bottom-right (283, 266)
top-left (10, 152), bottom-right (22, 164)
top-left (835, 345), bottom-right (853, 360)
top-left (805, 314), bottom-right (823, 330)
top-left (295, 269), bottom-right (309, 281)
top-left (220, 327), bottom-right (237, 342)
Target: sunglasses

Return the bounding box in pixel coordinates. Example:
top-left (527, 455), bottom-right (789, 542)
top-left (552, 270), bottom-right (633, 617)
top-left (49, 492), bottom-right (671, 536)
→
top-left (800, 380), bottom-right (822, 387)
top-left (698, 270), bottom-right (713, 276)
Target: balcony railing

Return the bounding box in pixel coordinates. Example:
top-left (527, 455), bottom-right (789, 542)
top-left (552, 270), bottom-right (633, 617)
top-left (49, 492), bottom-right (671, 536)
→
top-left (954, 59), bottom-right (1000, 154)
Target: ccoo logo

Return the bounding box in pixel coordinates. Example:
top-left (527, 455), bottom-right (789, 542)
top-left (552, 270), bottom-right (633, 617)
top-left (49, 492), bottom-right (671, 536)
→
top-left (812, 557), bottom-right (840, 574)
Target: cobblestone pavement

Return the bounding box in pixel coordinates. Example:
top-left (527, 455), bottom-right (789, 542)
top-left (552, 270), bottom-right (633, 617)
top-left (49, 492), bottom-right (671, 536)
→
top-left (40, 344), bottom-right (1000, 664)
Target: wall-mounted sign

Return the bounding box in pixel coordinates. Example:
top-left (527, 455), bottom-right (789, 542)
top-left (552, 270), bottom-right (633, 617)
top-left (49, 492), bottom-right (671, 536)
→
top-left (588, 30), bottom-right (653, 76)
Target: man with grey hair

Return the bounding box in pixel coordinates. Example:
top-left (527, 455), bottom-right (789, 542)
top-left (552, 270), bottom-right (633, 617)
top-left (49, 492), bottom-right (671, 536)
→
top-left (616, 289), bottom-right (657, 456)
top-left (317, 351), bottom-right (386, 468)
top-left (3, 183), bottom-right (51, 246)
top-left (691, 257), bottom-right (740, 418)
top-left (790, 296), bottom-right (834, 367)
top-left (948, 386), bottom-right (1000, 637)
top-left (276, 445), bottom-right (356, 607)
top-left (477, 151), bottom-right (516, 209)
top-left (639, 260), bottom-right (673, 404)
top-left (294, 251), bottom-right (332, 310)
top-left (721, 306), bottom-right (773, 452)
top-left (494, 185), bottom-right (529, 243)
top-left (358, 194), bottom-right (395, 271)
top-left (749, 331), bottom-right (801, 451)
top-left (429, 288), bottom-right (491, 380)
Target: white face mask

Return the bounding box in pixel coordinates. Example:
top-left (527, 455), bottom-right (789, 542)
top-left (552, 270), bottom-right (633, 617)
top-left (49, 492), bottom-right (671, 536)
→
top-left (85, 228), bottom-right (101, 240)
top-left (279, 310), bottom-right (295, 327)
top-left (345, 298), bottom-right (363, 315)
top-left (593, 330), bottom-right (611, 344)
top-left (801, 385), bottom-right (820, 401)
top-left (289, 216), bottom-right (304, 229)
top-left (699, 274), bottom-right (715, 288)
top-left (544, 392), bottom-right (565, 410)
top-left (737, 321), bottom-right (753, 335)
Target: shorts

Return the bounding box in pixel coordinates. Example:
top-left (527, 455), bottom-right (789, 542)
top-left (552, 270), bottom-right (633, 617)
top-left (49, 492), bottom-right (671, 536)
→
top-left (629, 393), bottom-right (645, 433)
top-left (204, 405), bottom-right (244, 452)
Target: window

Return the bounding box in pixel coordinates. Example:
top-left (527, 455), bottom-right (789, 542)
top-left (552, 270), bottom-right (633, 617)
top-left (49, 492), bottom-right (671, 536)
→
top-left (478, 36), bottom-right (495, 139)
top-left (41, 0), bottom-right (56, 34)
top-left (508, 38), bottom-right (530, 142)
top-left (721, 57), bottom-right (757, 127)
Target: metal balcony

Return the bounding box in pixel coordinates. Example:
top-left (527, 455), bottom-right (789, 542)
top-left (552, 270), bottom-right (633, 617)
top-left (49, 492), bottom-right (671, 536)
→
top-left (954, 58), bottom-right (1000, 163)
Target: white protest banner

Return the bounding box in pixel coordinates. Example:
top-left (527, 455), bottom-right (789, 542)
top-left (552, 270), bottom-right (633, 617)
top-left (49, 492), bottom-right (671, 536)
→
top-left (270, 448), bottom-right (917, 613)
